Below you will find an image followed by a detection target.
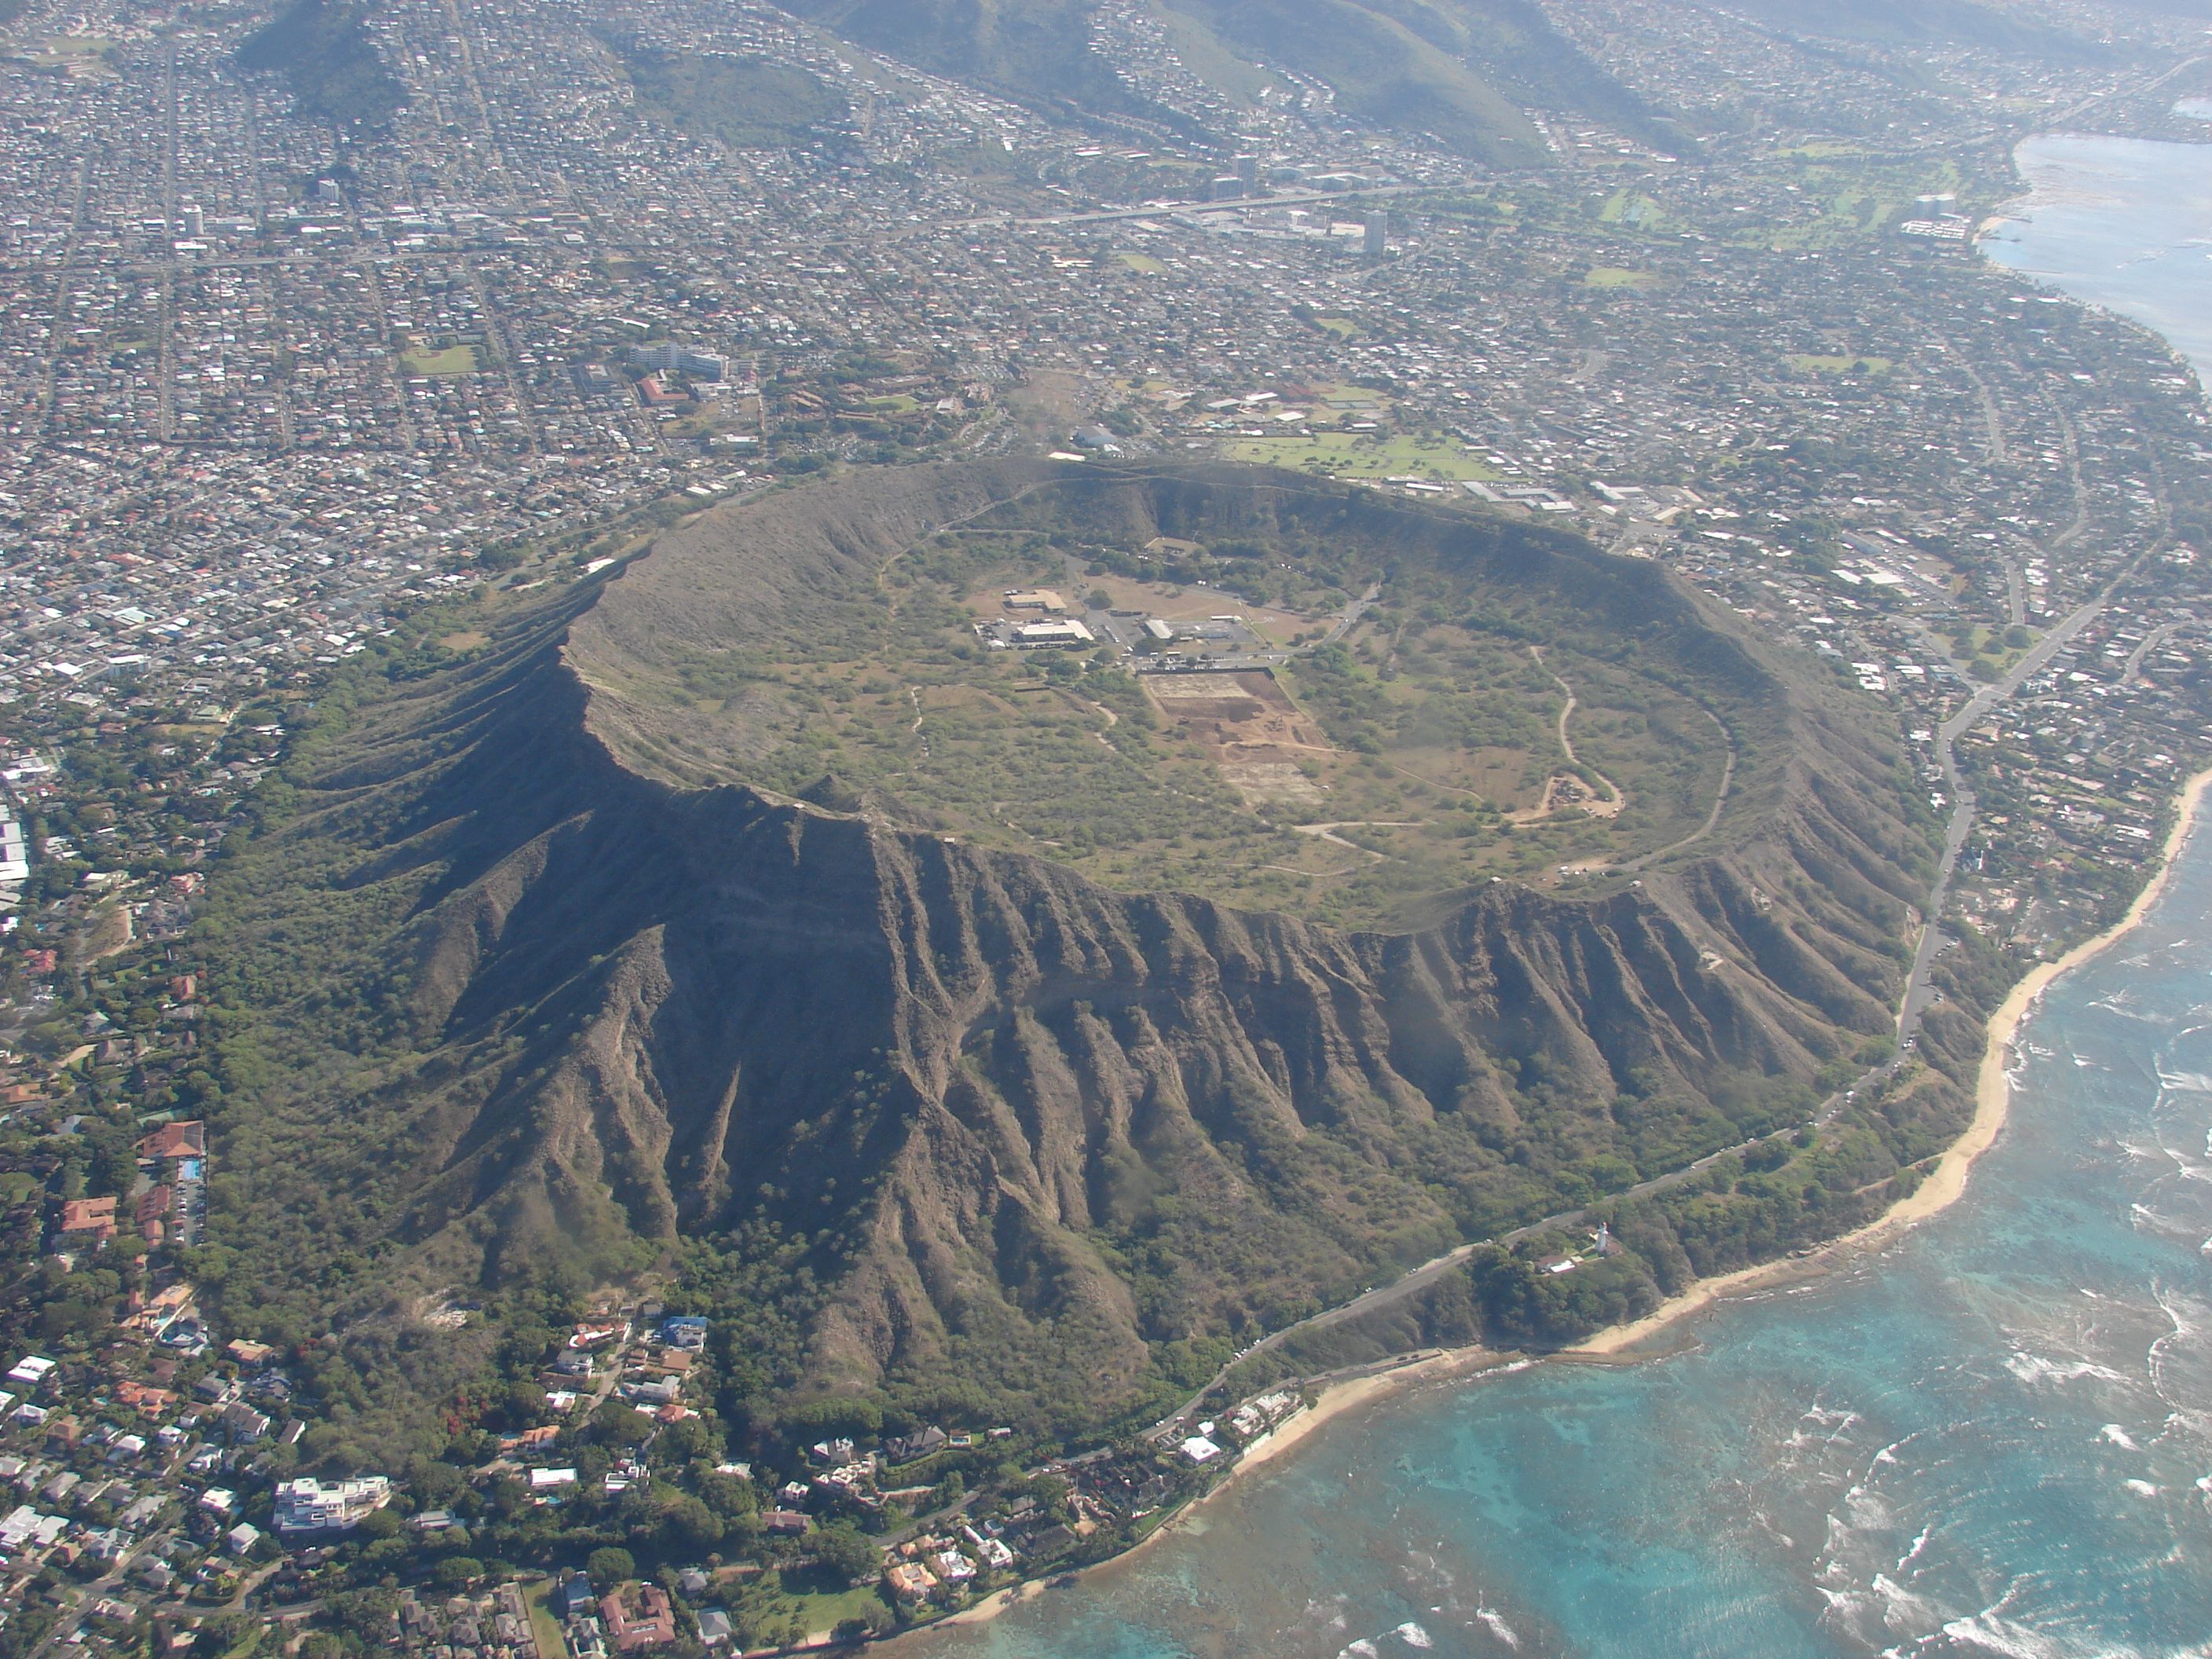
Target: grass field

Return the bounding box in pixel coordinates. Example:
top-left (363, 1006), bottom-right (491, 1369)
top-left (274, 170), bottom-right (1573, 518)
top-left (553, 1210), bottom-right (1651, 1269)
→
top-left (1221, 431), bottom-right (1500, 483)
top-left (400, 343), bottom-right (481, 377)
top-left (1594, 190), bottom-right (1679, 234)
top-left (635, 500), bottom-right (1738, 928)
top-left (1788, 353), bottom-right (1894, 375)
top-left (1775, 140), bottom-right (1866, 159)
top-left (1584, 266), bottom-right (1657, 289)
top-left (20, 33), bottom-right (116, 71)
top-left (522, 1580), bottom-right (569, 1659)
top-left (1758, 154), bottom-right (1970, 251)
top-left (1948, 622), bottom-right (2036, 678)
top-left (1115, 251), bottom-right (1168, 274)
top-left (715, 1566), bottom-right (892, 1644)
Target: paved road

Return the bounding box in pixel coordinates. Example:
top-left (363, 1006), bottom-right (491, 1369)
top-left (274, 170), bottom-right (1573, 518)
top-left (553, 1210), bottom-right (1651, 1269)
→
top-left (2120, 622), bottom-right (2179, 684)
top-left (1150, 1027), bottom-right (1949, 1436)
top-left (1323, 584), bottom-right (1383, 644)
top-left (1898, 584), bottom-right (2126, 1043)
top-left (1155, 570), bottom-right (2150, 1437)
top-left (30, 1523), bottom-right (175, 1657)
top-left (954, 182), bottom-right (1429, 232)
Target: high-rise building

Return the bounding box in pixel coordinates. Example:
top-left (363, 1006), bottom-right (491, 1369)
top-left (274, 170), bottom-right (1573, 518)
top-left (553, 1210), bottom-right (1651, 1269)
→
top-left (1362, 209), bottom-right (1388, 258)
top-left (1234, 153), bottom-right (1259, 192)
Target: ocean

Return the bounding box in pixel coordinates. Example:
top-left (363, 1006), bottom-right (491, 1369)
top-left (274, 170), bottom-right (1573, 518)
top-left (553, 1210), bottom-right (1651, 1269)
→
top-left (903, 132), bottom-right (2212, 1659)
top-left (1980, 131), bottom-right (2212, 374)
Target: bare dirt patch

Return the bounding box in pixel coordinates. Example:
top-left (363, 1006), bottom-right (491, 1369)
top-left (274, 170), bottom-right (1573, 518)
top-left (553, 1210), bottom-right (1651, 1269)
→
top-left (1145, 670), bottom-right (1336, 804)
top-left (1511, 770), bottom-right (1625, 823)
top-left (1224, 760), bottom-right (1328, 804)
top-left (74, 901), bottom-right (134, 967)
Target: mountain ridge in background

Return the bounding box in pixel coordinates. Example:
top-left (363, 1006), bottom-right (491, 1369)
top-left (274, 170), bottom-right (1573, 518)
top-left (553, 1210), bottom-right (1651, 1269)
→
top-left (777, 0), bottom-right (1683, 161)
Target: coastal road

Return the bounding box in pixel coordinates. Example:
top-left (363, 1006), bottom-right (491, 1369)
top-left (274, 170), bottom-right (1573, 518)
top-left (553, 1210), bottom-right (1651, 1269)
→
top-left (1152, 1098), bottom-right (1873, 1436)
top-left (1156, 574), bottom-right (2148, 1437)
top-left (1896, 790), bottom-right (1975, 1047)
top-left (1896, 581), bottom-right (2130, 1045)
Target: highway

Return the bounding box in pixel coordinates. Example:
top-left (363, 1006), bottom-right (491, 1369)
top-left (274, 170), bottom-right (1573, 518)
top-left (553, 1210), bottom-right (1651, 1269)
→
top-left (953, 181), bottom-right (1430, 233)
top-left (1899, 578), bottom-right (2134, 1044)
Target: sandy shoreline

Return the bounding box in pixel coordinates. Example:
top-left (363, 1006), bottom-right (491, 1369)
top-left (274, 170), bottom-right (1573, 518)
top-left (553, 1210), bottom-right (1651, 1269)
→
top-left (921, 1346), bottom-right (1511, 1636)
top-left (1573, 763), bottom-right (2212, 1358)
top-left (899, 769), bottom-right (2212, 1645)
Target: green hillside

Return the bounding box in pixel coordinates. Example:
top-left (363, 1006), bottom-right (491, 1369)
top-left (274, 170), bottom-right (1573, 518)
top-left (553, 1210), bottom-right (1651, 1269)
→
top-left (189, 463), bottom-right (1961, 1459)
top-left (616, 42), bottom-right (851, 150)
top-left (778, 0), bottom-right (1680, 163)
top-left (1162, 0), bottom-right (1681, 160)
top-left (236, 0), bottom-right (404, 127)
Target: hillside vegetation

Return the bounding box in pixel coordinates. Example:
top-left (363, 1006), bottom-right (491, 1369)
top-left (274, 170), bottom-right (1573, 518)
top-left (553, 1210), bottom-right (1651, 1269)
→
top-left (236, 0), bottom-right (404, 127)
top-left (614, 42), bottom-right (851, 150)
top-left (1159, 0), bottom-right (1678, 160)
top-left (573, 467), bottom-right (1746, 928)
top-left (778, 0), bottom-right (1677, 162)
top-left (192, 462), bottom-right (1961, 1460)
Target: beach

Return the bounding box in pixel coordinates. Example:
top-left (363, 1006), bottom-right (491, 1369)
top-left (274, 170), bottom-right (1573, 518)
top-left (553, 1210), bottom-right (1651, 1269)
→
top-left (919, 1344), bottom-right (1514, 1637)
top-left (926, 761), bottom-right (2212, 1645)
top-left (1573, 764), bottom-right (2212, 1360)
top-left (1163, 766), bottom-right (2212, 1393)
top-left (894, 770), bottom-right (2212, 1649)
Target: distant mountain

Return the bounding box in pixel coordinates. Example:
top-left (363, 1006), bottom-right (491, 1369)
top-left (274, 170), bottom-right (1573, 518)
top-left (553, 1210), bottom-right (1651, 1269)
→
top-left (198, 463), bottom-right (1957, 1447)
top-left (2104, 0), bottom-right (2212, 17)
top-left (1161, 0), bottom-right (1685, 159)
top-left (779, 0), bottom-right (1682, 163)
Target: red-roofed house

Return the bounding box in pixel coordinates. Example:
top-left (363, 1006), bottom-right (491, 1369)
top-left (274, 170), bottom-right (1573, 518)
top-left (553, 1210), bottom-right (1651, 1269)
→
top-left (601, 1582), bottom-right (676, 1651)
top-left (58, 1196), bottom-right (116, 1239)
top-left (116, 1380), bottom-right (176, 1415)
top-left (135, 1122), bottom-right (205, 1162)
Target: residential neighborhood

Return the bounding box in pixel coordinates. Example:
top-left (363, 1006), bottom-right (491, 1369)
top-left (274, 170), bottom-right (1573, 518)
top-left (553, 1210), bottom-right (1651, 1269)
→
top-left (0, 0), bottom-right (2203, 1650)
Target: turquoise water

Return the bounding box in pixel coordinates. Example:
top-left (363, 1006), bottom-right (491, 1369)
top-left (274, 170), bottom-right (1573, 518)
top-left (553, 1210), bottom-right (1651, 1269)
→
top-left (906, 136), bottom-right (2212, 1658)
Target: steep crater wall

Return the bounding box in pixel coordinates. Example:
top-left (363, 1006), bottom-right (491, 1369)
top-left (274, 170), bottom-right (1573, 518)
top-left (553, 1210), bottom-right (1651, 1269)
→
top-left (205, 463), bottom-right (1943, 1434)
